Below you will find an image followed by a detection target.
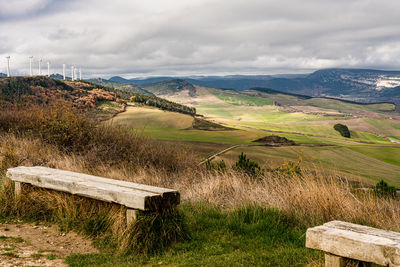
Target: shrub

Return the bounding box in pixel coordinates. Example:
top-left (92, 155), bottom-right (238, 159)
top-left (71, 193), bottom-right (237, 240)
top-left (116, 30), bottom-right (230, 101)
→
top-left (205, 159), bottom-right (227, 173)
top-left (0, 102), bottom-right (196, 173)
top-left (334, 123), bottom-right (351, 138)
top-left (233, 152), bottom-right (263, 177)
top-left (373, 180), bottom-right (397, 199)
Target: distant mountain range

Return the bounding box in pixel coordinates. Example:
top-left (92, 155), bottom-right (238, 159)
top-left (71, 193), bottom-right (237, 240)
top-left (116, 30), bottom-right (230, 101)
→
top-left (0, 73), bottom-right (6, 77)
top-left (109, 69), bottom-right (400, 104)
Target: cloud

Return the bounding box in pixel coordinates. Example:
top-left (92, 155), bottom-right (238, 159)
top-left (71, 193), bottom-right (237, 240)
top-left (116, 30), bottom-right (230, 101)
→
top-left (0, 0), bottom-right (400, 77)
top-left (0, 0), bottom-right (52, 18)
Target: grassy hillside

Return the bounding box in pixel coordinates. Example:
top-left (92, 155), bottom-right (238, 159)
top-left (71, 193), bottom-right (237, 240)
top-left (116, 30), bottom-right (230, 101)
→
top-left (87, 78), bottom-right (154, 96)
top-left (141, 79), bottom-right (197, 96)
top-left (1, 76), bottom-right (400, 266)
top-left (108, 79), bottom-right (400, 185)
top-left (243, 88), bottom-right (396, 113)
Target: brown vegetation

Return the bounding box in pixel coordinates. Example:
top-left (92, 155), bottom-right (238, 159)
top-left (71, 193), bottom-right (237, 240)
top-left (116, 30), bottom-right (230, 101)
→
top-left (1, 101), bottom-right (400, 255)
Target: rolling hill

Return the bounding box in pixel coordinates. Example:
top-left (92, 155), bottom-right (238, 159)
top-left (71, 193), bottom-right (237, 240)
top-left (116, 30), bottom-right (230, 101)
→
top-left (109, 68), bottom-right (400, 104)
top-left (87, 77), bottom-right (154, 96)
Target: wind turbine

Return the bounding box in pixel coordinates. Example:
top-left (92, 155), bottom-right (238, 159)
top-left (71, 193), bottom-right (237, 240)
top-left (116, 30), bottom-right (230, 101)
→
top-left (39, 59), bottom-right (42, 75)
top-left (5, 56), bottom-right (10, 77)
top-left (71, 66), bottom-right (74, 81)
top-left (47, 61), bottom-right (50, 77)
top-left (29, 56), bottom-right (33, 76)
top-left (79, 68), bottom-right (82, 80)
top-left (63, 64), bottom-right (66, 80)
top-left (74, 67), bottom-right (77, 81)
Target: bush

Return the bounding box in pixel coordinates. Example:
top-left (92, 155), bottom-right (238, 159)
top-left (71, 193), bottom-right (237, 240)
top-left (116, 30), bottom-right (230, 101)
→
top-left (373, 180), bottom-right (397, 199)
top-left (233, 152), bottom-right (263, 177)
top-left (205, 159), bottom-right (227, 173)
top-left (0, 102), bottom-right (196, 173)
top-left (334, 123), bottom-right (351, 138)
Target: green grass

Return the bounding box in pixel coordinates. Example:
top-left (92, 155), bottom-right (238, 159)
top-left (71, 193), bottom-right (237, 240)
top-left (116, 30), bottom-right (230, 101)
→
top-left (305, 98), bottom-right (395, 112)
top-left (351, 131), bottom-right (391, 144)
top-left (217, 146), bottom-right (400, 186)
top-left (111, 106), bottom-right (194, 129)
top-left (0, 236), bottom-right (24, 243)
top-left (242, 90), bottom-right (395, 112)
top-left (196, 104), bottom-right (343, 123)
top-left (1, 252), bottom-right (19, 258)
top-left (65, 203), bottom-right (322, 267)
top-left (110, 101), bottom-right (399, 185)
top-left (208, 88), bottom-right (274, 106)
top-left (349, 146), bottom-right (400, 167)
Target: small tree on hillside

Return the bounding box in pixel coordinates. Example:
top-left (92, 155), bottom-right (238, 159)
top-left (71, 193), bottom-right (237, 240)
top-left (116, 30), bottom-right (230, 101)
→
top-left (334, 123), bottom-right (351, 138)
top-left (233, 152), bottom-right (263, 178)
top-left (373, 180), bottom-right (397, 199)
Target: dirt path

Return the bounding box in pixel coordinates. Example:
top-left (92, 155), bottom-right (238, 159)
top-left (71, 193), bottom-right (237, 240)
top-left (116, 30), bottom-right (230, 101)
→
top-left (0, 223), bottom-right (97, 267)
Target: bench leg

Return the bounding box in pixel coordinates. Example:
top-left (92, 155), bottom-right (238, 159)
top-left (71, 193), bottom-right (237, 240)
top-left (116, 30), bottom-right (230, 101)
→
top-left (325, 253), bottom-right (372, 267)
top-left (14, 182), bottom-right (21, 200)
top-left (325, 253), bottom-right (346, 267)
top-left (126, 209), bottom-right (138, 226)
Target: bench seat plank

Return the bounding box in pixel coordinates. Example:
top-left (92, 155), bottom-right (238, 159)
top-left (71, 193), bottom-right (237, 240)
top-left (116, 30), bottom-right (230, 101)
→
top-left (6, 166), bottom-right (179, 210)
top-left (306, 220), bottom-right (400, 267)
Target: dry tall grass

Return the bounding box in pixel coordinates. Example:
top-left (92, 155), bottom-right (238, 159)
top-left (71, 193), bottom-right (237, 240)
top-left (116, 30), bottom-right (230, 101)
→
top-left (1, 132), bottom-right (400, 233)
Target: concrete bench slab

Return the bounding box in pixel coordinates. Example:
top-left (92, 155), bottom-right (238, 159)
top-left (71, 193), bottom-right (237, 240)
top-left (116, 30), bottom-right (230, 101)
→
top-left (6, 166), bottom-right (180, 211)
top-left (306, 220), bottom-right (400, 267)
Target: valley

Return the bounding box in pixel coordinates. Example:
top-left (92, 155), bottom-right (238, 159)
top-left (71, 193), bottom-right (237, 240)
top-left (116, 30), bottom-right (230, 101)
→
top-left (110, 79), bottom-right (400, 186)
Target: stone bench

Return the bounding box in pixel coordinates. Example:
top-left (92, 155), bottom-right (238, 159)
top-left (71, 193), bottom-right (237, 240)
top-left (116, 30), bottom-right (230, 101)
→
top-left (306, 220), bottom-right (400, 267)
top-left (6, 166), bottom-right (180, 225)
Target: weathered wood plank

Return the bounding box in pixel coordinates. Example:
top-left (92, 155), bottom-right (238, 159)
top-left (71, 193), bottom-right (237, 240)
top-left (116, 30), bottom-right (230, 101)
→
top-left (325, 253), bottom-right (346, 267)
top-left (6, 166), bottom-right (175, 211)
top-left (306, 220), bottom-right (400, 267)
top-left (14, 181), bottom-right (21, 200)
top-left (126, 209), bottom-right (138, 226)
top-left (8, 166), bottom-right (180, 206)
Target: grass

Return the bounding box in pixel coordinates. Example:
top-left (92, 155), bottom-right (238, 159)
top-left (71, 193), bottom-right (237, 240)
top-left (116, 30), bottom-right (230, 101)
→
top-left (1, 252), bottom-right (19, 258)
top-left (110, 106), bottom-right (194, 129)
top-left (348, 146), bottom-right (400, 167)
top-left (216, 145), bottom-right (400, 186)
top-left (243, 89), bottom-right (395, 112)
top-left (208, 88), bottom-right (274, 106)
top-left (1, 93), bottom-right (400, 266)
top-left (65, 202), bottom-right (322, 267)
top-left (0, 235), bottom-right (24, 243)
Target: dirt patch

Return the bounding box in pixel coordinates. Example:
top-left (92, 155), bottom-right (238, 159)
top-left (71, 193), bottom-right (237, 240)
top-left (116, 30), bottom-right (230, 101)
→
top-left (0, 223), bottom-right (97, 266)
top-left (253, 135), bottom-right (296, 146)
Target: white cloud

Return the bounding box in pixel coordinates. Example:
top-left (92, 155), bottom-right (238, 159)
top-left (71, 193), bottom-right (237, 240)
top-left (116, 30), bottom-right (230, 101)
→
top-left (0, 0), bottom-right (51, 17)
top-left (0, 0), bottom-right (400, 77)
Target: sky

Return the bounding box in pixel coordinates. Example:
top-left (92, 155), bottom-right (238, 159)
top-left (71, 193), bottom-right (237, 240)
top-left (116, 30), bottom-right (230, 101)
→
top-left (1, 0), bottom-right (400, 78)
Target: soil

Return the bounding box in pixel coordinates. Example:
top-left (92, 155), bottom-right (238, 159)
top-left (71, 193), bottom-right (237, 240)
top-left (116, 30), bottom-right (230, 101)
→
top-left (0, 223), bottom-right (97, 267)
top-left (253, 135), bottom-right (296, 146)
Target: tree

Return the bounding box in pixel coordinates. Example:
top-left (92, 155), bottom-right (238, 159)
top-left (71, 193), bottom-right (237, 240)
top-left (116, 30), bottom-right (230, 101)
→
top-left (334, 123), bottom-right (350, 138)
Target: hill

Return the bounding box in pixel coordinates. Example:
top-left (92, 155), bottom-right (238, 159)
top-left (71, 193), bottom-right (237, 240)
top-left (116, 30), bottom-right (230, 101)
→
top-left (140, 79), bottom-right (197, 97)
top-left (1, 74), bottom-right (400, 267)
top-left (131, 78), bottom-right (397, 115)
top-left (109, 76), bottom-right (174, 85)
top-left (110, 68), bottom-right (400, 104)
top-left (87, 78), bottom-right (154, 96)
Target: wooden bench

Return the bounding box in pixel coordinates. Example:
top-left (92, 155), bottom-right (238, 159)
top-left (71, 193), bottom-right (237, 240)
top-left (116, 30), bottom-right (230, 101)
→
top-left (306, 220), bottom-right (400, 267)
top-left (6, 166), bottom-right (180, 225)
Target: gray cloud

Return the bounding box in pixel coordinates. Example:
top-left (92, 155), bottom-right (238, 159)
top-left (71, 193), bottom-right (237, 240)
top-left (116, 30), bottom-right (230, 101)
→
top-left (1, 0), bottom-right (400, 78)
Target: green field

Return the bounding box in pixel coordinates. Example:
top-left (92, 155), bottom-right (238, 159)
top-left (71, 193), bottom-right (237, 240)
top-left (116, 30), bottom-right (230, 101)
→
top-left (112, 100), bottom-right (400, 186)
top-left (110, 106), bottom-right (194, 129)
top-left (208, 88), bottom-right (274, 106)
top-left (242, 89), bottom-right (396, 112)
